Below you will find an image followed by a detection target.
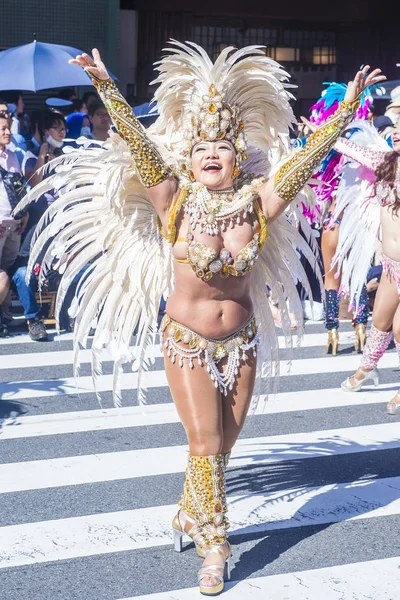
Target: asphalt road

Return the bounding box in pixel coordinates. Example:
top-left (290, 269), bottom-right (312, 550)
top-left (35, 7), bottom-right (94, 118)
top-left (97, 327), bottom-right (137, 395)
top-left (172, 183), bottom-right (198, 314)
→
top-left (1, 318), bottom-right (400, 600)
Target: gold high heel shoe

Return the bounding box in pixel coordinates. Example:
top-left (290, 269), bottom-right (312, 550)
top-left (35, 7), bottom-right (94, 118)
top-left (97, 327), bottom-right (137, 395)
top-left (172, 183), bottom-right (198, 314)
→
top-left (198, 542), bottom-right (232, 596)
top-left (177, 454), bottom-right (230, 593)
top-left (172, 452), bottom-right (231, 559)
top-left (172, 510), bottom-right (207, 558)
top-left (326, 329), bottom-right (339, 355)
top-left (354, 323), bottom-right (366, 352)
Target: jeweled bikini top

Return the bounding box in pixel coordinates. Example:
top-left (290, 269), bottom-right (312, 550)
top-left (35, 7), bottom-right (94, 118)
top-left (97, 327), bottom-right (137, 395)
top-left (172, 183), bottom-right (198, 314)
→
top-left (159, 186), bottom-right (269, 282)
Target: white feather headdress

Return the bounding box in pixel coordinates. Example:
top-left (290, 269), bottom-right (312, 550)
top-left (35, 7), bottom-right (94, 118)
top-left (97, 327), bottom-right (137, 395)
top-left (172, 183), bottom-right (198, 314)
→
top-left (148, 40), bottom-right (296, 177)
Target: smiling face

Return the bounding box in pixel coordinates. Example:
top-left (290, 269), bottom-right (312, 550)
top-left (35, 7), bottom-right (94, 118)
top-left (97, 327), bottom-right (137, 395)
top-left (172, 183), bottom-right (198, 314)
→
top-left (190, 140), bottom-right (236, 189)
top-left (392, 122), bottom-right (400, 153)
top-left (0, 117), bottom-right (11, 149)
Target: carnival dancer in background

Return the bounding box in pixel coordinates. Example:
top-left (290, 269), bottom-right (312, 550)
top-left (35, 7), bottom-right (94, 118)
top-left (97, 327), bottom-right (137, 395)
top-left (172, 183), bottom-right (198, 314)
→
top-left (305, 83), bottom-right (372, 355)
top-left (15, 44), bottom-right (383, 594)
top-left (331, 119), bottom-right (400, 416)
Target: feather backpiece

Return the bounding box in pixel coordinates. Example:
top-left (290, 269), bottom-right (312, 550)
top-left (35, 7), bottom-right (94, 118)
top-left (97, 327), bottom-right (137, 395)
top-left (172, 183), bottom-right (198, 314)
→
top-left (16, 133), bottom-right (174, 406)
top-left (331, 121), bottom-right (390, 309)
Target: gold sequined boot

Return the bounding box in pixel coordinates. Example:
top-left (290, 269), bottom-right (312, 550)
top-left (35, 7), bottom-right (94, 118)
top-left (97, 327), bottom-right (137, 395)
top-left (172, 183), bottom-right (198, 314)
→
top-left (173, 454), bottom-right (231, 595)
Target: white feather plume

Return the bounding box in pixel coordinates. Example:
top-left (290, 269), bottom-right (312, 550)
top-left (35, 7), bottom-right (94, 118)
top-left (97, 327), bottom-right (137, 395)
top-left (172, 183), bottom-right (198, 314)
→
top-left (17, 133), bottom-right (173, 406)
top-left (332, 121), bottom-right (390, 309)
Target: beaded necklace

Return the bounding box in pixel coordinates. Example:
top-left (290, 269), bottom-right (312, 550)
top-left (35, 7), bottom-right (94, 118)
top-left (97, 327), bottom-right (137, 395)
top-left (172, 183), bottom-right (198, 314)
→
top-left (184, 178), bottom-right (265, 236)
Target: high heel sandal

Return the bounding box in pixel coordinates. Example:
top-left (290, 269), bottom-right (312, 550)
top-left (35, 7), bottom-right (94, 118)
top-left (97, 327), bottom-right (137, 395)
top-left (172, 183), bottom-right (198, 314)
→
top-left (387, 391), bottom-right (400, 415)
top-left (198, 543), bottom-right (232, 596)
top-left (172, 510), bottom-right (207, 558)
top-left (326, 329), bottom-right (339, 355)
top-left (354, 323), bottom-right (366, 352)
top-left (341, 368), bottom-right (379, 392)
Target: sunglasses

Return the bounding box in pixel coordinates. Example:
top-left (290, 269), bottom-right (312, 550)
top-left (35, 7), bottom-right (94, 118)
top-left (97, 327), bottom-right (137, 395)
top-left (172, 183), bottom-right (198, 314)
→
top-left (0, 110), bottom-right (11, 118)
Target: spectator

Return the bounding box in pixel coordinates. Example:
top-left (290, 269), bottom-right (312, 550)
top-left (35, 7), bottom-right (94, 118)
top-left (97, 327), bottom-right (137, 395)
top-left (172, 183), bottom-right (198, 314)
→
top-left (9, 201), bottom-right (50, 341)
top-left (378, 85), bottom-right (400, 142)
top-left (58, 87), bottom-right (77, 102)
top-left (0, 98), bottom-right (26, 164)
top-left (0, 115), bottom-right (29, 333)
top-left (82, 90), bottom-right (98, 113)
top-left (367, 102), bottom-right (379, 124)
top-left (385, 85), bottom-right (400, 126)
top-left (68, 98), bottom-right (86, 115)
top-left (88, 100), bottom-right (111, 141)
top-left (0, 90), bottom-right (29, 139)
top-left (23, 111), bottom-right (66, 188)
top-left (65, 112), bottom-right (91, 140)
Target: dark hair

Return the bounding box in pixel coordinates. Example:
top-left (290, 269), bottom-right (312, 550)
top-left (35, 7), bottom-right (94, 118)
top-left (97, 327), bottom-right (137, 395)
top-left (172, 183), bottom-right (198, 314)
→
top-left (0, 96), bottom-right (8, 107)
top-left (43, 110), bottom-right (66, 131)
top-left (58, 88), bottom-right (76, 101)
top-left (0, 90), bottom-right (22, 105)
top-left (374, 151), bottom-right (400, 215)
top-left (82, 90), bottom-right (98, 104)
top-left (69, 98), bottom-right (85, 113)
top-left (88, 99), bottom-right (106, 117)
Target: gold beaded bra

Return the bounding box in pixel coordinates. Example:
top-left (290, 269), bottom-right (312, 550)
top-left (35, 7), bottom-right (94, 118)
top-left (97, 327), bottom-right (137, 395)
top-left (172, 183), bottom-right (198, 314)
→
top-left (159, 187), bottom-right (269, 282)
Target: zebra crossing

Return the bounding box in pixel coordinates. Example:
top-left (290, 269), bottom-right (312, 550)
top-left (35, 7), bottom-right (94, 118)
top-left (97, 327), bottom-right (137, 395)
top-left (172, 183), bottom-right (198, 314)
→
top-left (0, 320), bottom-right (400, 599)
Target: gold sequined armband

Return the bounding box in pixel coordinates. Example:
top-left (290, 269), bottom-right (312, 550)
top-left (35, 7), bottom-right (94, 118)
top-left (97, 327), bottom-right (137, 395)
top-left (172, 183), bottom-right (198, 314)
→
top-left (274, 97), bottom-right (361, 203)
top-left (91, 75), bottom-right (171, 188)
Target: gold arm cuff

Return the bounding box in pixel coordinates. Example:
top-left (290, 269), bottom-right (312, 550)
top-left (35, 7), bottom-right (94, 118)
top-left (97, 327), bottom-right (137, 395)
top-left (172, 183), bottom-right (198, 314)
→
top-left (166, 188), bottom-right (188, 244)
top-left (91, 76), bottom-right (171, 188)
top-left (273, 97), bottom-right (361, 203)
top-left (253, 199), bottom-right (269, 251)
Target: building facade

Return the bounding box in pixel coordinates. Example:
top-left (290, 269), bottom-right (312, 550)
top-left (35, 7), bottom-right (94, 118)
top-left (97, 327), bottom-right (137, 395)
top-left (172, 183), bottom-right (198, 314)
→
top-left (0, 0), bottom-right (398, 116)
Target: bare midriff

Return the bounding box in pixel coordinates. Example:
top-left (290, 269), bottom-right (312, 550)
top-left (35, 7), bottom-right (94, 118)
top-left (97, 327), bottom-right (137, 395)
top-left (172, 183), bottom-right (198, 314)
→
top-left (166, 263), bottom-right (255, 339)
top-left (381, 205), bottom-right (400, 261)
top-left (165, 208), bottom-right (257, 338)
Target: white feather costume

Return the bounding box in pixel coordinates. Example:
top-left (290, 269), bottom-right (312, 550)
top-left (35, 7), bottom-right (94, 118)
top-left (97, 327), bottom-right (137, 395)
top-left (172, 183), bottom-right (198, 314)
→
top-left (15, 42), bottom-right (324, 410)
top-left (331, 121), bottom-right (391, 310)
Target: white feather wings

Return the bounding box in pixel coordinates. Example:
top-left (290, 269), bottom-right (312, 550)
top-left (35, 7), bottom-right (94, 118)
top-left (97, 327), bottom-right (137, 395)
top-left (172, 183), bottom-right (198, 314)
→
top-left (16, 134), bottom-right (174, 406)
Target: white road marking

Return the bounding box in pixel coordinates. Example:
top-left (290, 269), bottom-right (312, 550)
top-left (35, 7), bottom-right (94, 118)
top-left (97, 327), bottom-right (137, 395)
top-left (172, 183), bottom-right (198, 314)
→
top-left (1, 422), bottom-right (399, 494)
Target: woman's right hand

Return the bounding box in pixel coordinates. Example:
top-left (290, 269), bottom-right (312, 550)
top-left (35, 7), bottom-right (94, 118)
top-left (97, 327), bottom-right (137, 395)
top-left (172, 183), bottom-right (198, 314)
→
top-left (68, 48), bottom-right (109, 81)
top-left (38, 142), bottom-right (49, 160)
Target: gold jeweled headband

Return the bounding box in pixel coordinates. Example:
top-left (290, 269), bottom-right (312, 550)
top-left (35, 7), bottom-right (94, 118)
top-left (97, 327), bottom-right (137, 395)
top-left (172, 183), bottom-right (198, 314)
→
top-left (185, 84), bottom-right (248, 178)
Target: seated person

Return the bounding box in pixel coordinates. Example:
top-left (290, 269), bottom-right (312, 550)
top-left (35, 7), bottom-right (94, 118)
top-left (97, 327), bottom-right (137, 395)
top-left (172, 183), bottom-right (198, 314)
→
top-left (22, 110), bottom-right (66, 187)
top-left (9, 197), bottom-right (50, 341)
top-left (87, 100), bottom-right (111, 141)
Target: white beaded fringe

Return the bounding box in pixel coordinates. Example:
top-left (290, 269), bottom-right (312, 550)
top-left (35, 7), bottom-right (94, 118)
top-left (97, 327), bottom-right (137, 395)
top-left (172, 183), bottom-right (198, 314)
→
top-left (163, 335), bottom-right (259, 396)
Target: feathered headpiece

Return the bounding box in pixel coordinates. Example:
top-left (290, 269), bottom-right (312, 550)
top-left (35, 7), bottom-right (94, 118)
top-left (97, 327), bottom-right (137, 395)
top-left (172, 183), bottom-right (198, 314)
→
top-left (148, 40), bottom-right (296, 178)
top-left (308, 82), bottom-right (372, 226)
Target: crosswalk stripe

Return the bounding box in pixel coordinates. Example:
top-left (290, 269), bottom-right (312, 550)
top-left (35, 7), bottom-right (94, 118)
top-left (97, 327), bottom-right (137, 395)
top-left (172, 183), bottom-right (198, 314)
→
top-left (0, 331), bottom-right (362, 366)
top-left (122, 556), bottom-right (400, 600)
top-left (0, 383), bottom-right (395, 440)
top-left (0, 319), bottom-right (343, 347)
top-left (1, 475), bottom-right (399, 569)
top-left (0, 350), bottom-right (397, 401)
top-left (1, 422), bottom-right (398, 494)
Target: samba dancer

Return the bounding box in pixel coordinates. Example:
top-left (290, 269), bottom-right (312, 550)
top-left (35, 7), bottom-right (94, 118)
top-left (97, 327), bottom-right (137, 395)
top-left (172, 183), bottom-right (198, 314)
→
top-left (15, 44), bottom-right (383, 595)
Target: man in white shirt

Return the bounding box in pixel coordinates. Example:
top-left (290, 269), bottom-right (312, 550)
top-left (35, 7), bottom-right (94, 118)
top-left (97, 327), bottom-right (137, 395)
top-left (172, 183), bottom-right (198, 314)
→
top-left (0, 114), bottom-right (28, 335)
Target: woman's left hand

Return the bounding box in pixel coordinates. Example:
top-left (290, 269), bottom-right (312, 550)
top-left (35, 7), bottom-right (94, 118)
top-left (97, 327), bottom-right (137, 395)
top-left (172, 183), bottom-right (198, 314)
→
top-left (344, 65), bottom-right (386, 103)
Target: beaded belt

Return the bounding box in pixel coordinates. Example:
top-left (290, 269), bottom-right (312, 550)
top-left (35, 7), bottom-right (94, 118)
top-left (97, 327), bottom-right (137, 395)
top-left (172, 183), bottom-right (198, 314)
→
top-left (160, 314), bottom-right (259, 395)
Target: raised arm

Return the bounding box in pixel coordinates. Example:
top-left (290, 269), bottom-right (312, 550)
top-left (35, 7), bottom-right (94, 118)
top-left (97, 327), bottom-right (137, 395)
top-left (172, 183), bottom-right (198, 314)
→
top-left (334, 138), bottom-right (387, 171)
top-left (69, 49), bottom-right (177, 214)
top-left (259, 65), bottom-right (386, 222)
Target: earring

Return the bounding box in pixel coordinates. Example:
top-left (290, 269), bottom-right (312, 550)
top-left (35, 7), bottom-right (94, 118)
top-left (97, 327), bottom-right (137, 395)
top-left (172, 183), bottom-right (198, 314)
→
top-left (189, 170), bottom-right (195, 182)
top-left (232, 167), bottom-right (239, 179)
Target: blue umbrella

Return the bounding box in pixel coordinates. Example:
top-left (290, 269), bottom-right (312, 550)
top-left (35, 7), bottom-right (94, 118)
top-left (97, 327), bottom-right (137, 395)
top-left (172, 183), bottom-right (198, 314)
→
top-left (132, 101), bottom-right (158, 119)
top-left (0, 40), bottom-right (117, 91)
